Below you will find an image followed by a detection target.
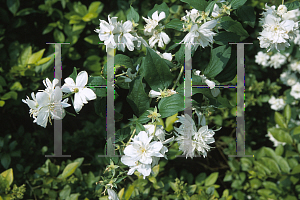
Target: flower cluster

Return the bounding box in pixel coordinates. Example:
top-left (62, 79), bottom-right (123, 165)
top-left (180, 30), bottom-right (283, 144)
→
top-left (22, 71), bottom-right (96, 128)
top-left (174, 114), bottom-right (220, 159)
top-left (121, 124), bottom-right (173, 179)
top-left (258, 4), bottom-right (299, 52)
top-left (143, 11), bottom-right (170, 48)
top-left (95, 15), bottom-right (146, 52)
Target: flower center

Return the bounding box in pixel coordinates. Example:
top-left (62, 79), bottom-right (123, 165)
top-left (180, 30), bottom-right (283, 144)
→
top-left (74, 88), bottom-right (79, 93)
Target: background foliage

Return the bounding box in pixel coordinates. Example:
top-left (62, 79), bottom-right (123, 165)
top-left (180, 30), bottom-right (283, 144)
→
top-left (0, 0), bottom-right (300, 199)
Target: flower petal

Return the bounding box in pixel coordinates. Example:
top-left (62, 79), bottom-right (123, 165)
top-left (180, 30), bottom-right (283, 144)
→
top-left (74, 92), bottom-right (83, 113)
top-left (76, 71), bottom-right (88, 87)
top-left (82, 88), bottom-right (96, 101)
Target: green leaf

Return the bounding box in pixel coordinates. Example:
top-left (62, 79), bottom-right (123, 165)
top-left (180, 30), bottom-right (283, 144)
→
top-left (82, 12), bottom-right (98, 22)
top-left (195, 173), bottom-right (206, 186)
top-left (7, 0), bottom-right (20, 15)
top-left (291, 164), bottom-right (300, 174)
top-left (284, 104), bottom-right (291, 124)
top-left (293, 126), bottom-right (300, 135)
top-left (126, 76), bottom-right (150, 117)
top-left (220, 17), bottom-right (249, 39)
top-left (114, 54), bottom-right (134, 70)
top-left (275, 144), bottom-right (284, 156)
top-left (268, 127), bottom-right (293, 144)
top-left (19, 46), bottom-right (32, 65)
top-left (87, 76), bottom-right (106, 86)
top-left (214, 31), bottom-right (242, 45)
top-left (165, 113), bottom-right (178, 132)
top-left (274, 112), bottom-right (287, 129)
top-left (230, 0), bottom-right (247, 9)
top-left (204, 45), bottom-right (231, 78)
top-left (66, 193), bottom-right (80, 200)
top-left (127, 5), bottom-right (139, 23)
top-left (53, 29), bottom-right (65, 43)
top-left (0, 168), bottom-right (13, 186)
top-left (61, 162), bottom-right (80, 179)
top-left (73, 2), bottom-right (87, 16)
top-left (165, 19), bottom-right (183, 31)
top-left (158, 94), bottom-right (184, 118)
top-left (205, 1), bottom-right (216, 14)
top-left (49, 163), bottom-right (59, 177)
top-left (28, 49), bottom-right (45, 64)
top-left (260, 157), bottom-right (281, 174)
top-left (16, 8), bottom-right (37, 16)
top-left (125, 185), bottom-right (134, 200)
top-left (142, 47), bottom-right (174, 91)
top-left (175, 44), bottom-right (185, 65)
top-left (214, 46), bottom-right (237, 83)
top-left (285, 1), bottom-right (300, 11)
top-left (69, 67), bottom-right (78, 82)
top-left (147, 2), bottom-right (169, 19)
top-left (59, 185), bottom-right (71, 199)
top-left (204, 172), bottom-right (218, 186)
top-left (35, 53), bottom-right (54, 73)
top-left (84, 35), bottom-right (100, 45)
top-left (180, 0), bottom-right (208, 11)
top-left (88, 1), bottom-right (101, 13)
top-left (1, 154), bottom-right (11, 169)
top-left (10, 82), bottom-right (23, 91)
top-left (236, 6), bottom-right (256, 28)
top-left (249, 178), bottom-right (261, 189)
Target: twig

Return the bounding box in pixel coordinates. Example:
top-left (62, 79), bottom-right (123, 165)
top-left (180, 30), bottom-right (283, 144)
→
top-left (26, 180), bottom-right (37, 200)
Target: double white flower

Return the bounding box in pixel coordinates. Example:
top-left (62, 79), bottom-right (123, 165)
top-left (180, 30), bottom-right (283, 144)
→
top-left (258, 4), bottom-right (299, 52)
top-left (143, 11), bottom-right (170, 48)
top-left (268, 96), bottom-right (285, 111)
top-left (95, 15), bottom-right (137, 52)
top-left (291, 82), bottom-right (300, 99)
top-left (174, 114), bottom-right (219, 159)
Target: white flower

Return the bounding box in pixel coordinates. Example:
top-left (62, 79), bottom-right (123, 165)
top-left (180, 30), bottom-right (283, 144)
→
top-left (61, 71), bottom-right (96, 113)
top-left (255, 51), bottom-right (270, 67)
top-left (266, 130), bottom-right (286, 147)
top-left (268, 52), bottom-right (287, 69)
top-left (277, 5), bottom-right (287, 16)
top-left (22, 92), bottom-right (41, 123)
top-left (291, 82), bottom-right (300, 99)
top-left (117, 21), bottom-right (136, 52)
top-left (282, 9), bottom-right (300, 21)
top-left (212, 4), bottom-right (221, 18)
top-left (149, 88), bottom-right (177, 100)
top-left (143, 11), bottom-right (166, 33)
top-left (289, 60), bottom-right (300, 73)
top-left (121, 131), bottom-right (164, 179)
top-left (95, 15), bottom-right (118, 48)
top-left (181, 9), bottom-right (201, 24)
top-left (107, 188), bottom-right (119, 200)
top-left (194, 70), bottom-right (215, 89)
top-left (35, 87), bottom-right (71, 128)
top-left (121, 156), bottom-right (152, 179)
top-left (39, 78), bottom-right (59, 95)
top-left (268, 96), bottom-right (285, 111)
top-left (149, 30), bottom-right (170, 48)
top-left (258, 12), bottom-right (298, 51)
top-left (156, 51), bottom-right (172, 61)
top-left (174, 114), bottom-right (219, 159)
top-left (181, 20), bottom-right (217, 51)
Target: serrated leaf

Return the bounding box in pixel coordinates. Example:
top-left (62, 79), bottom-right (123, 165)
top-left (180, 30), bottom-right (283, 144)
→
top-left (204, 45), bottom-right (231, 78)
top-left (126, 76), bottom-right (150, 116)
top-left (142, 47), bottom-right (173, 91)
top-left (158, 94), bottom-right (184, 118)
